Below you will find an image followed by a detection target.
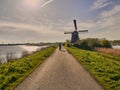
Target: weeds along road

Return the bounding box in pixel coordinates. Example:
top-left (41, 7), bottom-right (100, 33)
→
top-left (15, 48), bottom-right (104, 90)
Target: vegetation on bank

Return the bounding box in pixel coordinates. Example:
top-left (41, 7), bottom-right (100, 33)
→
top-left (95, 48), bottom-right (120, 56)
top-left (0, 46), bottom-right (56, 90)
top-left (109, 40), bottom-right (120, 45)
top-left (67, 47), bottom-right (120, 90)
top-left (65, 38), bottom-right (119, 57)
top-left (77, 38), bottom-right (112, 50)
top-left (66, 38), bottom-right (112, 50)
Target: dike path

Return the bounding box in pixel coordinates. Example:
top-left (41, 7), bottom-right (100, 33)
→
top-left (15, 48), bottom-right (104, 90)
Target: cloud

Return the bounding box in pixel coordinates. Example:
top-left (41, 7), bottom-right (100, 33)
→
top-left (0, 22), bottom-right (40, 33)
top-left (0, 21), bottom-right (66, 42)
top-left (0, 21), bottom-right (59, 34)
top-left (100, 5), bottom-right (120, 18)
top-left (41, 0), bottom-right (54, 8)
top-left (91, 5), bottom-right (120, 39)
top-left (98, 5), bottom-right (120, 29)
top-left (90, 0), bottom-right (112, 10)
top-left (63, 4), bottom-right (120, 40)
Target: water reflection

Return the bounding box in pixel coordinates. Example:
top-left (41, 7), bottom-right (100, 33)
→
top-left (0, 45), bottom-right (47, 63)
top-left (112, 45), bottom-right (120, 49)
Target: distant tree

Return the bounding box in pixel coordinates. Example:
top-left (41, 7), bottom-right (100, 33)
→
top-left (70, 38), bottom-right (112, 50)
top-left (80, 40), bottom-right (90, 50)
top-left (100, 39), bottom-right (112, 48)
top-left (109, 40), bottom-right (120, 45)
top-left (65, 40), bottom-right (71, 47)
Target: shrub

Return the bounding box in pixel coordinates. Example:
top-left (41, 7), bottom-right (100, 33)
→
top-left (72, 38), bottom-right (112, 50)
top-left (6, 52), bottom-right (17, 62)
top-left (100, 39), bottom-right (112, 48)
top-left (21, 51), bottom-right (29, 57)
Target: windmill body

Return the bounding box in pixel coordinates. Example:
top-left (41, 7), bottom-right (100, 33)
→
top-left (71, 31), bottom-right (79, 44)
top-left (64, 20), bottom-right (88, 44)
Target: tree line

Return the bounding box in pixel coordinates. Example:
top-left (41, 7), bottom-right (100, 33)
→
top-left (109, 40), bottom-right (120, 45)
top-left (66, 38), bottom-right (112, 50)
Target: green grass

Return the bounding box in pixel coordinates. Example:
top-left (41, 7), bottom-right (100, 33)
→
top-left (0, 46), bottom-right (56, 90)
top-left (67, 47), bottom-right (120, 90)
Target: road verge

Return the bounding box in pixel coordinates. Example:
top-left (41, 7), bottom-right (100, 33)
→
top-left (0, 46), bottom-right (56, 90)
top-left (67, 47), bottom-right (120, 90)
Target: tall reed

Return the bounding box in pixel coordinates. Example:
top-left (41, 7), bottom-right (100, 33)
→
top-left (94, 48), bottom-right (120, 56)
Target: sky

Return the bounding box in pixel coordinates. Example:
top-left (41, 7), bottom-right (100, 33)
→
top-left (0, 0), bottom-right (120, 43)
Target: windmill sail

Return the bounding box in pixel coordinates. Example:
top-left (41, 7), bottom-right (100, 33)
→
top-left (64, 32), bottom-right (72, 34)
top-left (78, 30), bottom-right (88, 32)
top-left (73, 20), bottom-right (77, 31)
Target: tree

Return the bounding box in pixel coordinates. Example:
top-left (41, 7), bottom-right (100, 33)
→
top-left (100, 39), bottom-right (112, 48)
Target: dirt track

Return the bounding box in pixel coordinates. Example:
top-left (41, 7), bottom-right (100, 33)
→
top-left (15, 48), bottom-right (104, 90)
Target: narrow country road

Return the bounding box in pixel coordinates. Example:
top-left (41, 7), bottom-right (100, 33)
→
top-left (15, 48), bottom-right (104, 90)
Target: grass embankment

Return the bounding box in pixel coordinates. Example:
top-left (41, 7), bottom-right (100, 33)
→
top-left (0, 47), bottom-right (56, 90)
top-left (67, 47), bottom-right (120, 90)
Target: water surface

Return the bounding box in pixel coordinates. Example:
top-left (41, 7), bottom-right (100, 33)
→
top-left (0, 45), bottom-right (47, 63)
top-left (112, 45), bottom-right (120, 49)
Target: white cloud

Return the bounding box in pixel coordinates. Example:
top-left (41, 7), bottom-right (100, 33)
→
top-left (0, 21), bottom-right (67, 42)
top-left (99, 5), bottom-right (120, 29)
top-left (41, 0), bottom-right (54, 8)
top-left (0, 21), bottom-right (59, 34)
top-left (91, 0), bottom-right (112, 10)
top-left (91, 5), bottom-right (120, 39)
top-left (100, 5), bottom-right (120, 18)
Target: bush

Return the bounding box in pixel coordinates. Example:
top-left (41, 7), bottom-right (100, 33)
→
top-left (73, 38), bottom-right (112, 50)
top-left (100, 39), bottom-right (112, 48)
top-left (21, 51), bottom-right (29, 57)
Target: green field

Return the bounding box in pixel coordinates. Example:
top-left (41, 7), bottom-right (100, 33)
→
top-left (67, 47), bottom-right (120, 90)
top-left (0, 47), bottom-right (55, 90)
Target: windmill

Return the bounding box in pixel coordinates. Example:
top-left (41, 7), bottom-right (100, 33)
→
top-left (64, 20), bottom-right (88, 44)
